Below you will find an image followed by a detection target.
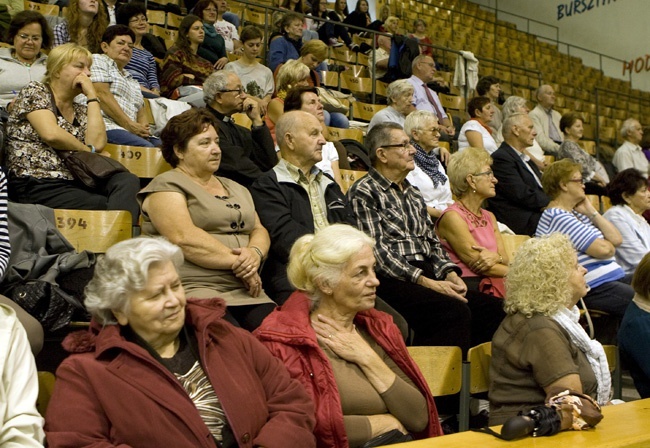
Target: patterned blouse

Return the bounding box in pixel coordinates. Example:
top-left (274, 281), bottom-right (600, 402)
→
top-left (159, 48), bottom-right (214, 98)
top-left (6, 82), bottom-right (87, 180)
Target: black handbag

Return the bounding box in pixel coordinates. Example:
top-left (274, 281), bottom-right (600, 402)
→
top-left (58, 150), bottom-right (128, 189)
top-left (360, 429), bottom-right (413, 448)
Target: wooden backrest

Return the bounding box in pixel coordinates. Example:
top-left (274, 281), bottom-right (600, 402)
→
top-left (467, 341), bottom-right (492, 394)
top-left (37, 371), bottom-right (56, 416)
top-left (603, 345), bottom-right (617, 372)
top-left (352, 101), bottom-right (386, 122)
top-left (500, 234), bottom-right (530, 262)
top-left (147, 9), bottom-right (166, 27)
top-left (439, 93), bottom-right (465, 111)
top-left (339, 169), bottom-right (367, 193)
top-left (166, 12), bottom-right (183, 29)
top-left (103, 144), bottom-right (172, 179)
top-left (321, 71), bottom-right (340, 89)
top-left (54, 209), bottom-right (132, 253)
top-left (341, 74), bottom-right (374, 95)
top-left (327, 127), bottom-right (364, 144)
top-left (24, 1), bottom-right (59, 16)
top-left (232, 113), bottom-right (252, 129)
top-left (407, 346), bottom-right (463, 396)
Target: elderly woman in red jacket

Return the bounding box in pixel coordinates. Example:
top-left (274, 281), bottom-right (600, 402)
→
top-left (255, 224), bottom-right (441, 448)
top-left (45, 237), bottom-right (315, 448)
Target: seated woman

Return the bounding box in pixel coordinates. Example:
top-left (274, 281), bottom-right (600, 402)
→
top-left (619, 252), bottom-right (650, 398)
top-left (266, 59), bottom-right (311, 142)
top-left (408, 19), bottom-right (432, 56)
top-left (138, 108), bottom-right (277, 331)
top-left (558, 112), bottom-right (609, 195)
top-left (458, 96), bottom-right (498, 154)
top-left (255, 224), bottom-right (442, 447)
top-left (367, 79), bottom-right (415, 133)
top-left (437, 147), bottom-right (509, 298)
top-left (0, 11), bottom-right (50, 110)
top-left (404, 110), bottom-right (453, 219)
top-left (267, 13), bottom-right (303, 72)
top-left (475, 76), bottom-right (502, 134)
top-left (344, 0), bottom-right (372, 35)
top-left (489, 233), bottom-right (610, 425)
top-left (224, 26), bottom-right (274, 116)
top-left (496, 95), bottom-right (547, 171)
top-left (318, 0), bottom-right (357, 50)
top-left (603, 168), bottom-right (650, 275)
top-left (6, 43), bottom-right (140, 224)
top-left (0, 303), bottom-right (44, 447)
top-left (160, 14), bottom-right (214, 102)
top-left (53, 0), bottom-right (108, 53)
top-left (194, 0), bottom-right (228, 70)
top-left (115, 2), bottom-right (160, 98)
top-left (44, 237), bottom-right (316, 447)
top-left (280, 0), bottom-right (318, 41)
top-left (536, 159), bottom-right (633, 318)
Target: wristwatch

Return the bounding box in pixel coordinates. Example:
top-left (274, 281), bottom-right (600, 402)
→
top-left (87, 144), bottom-right (96, 153)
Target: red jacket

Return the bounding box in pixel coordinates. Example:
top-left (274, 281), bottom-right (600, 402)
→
top-left (254, 292), bottom-right (442, 448)
top-left (45, 298), bottom-right (316, 448)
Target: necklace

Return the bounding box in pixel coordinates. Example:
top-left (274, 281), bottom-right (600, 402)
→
top-left (457, 199), bottom-right (488, 227)
top-left (12, 51), bottom-right (36, 67)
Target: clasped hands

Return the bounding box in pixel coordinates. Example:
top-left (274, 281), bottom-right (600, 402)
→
top-left (232, 247), bottom-right (263, 297)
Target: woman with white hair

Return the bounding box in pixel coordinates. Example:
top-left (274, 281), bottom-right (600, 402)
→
top-left (489, 233), bottom-right (610, 425)
top-left (404, 110), bottom-right (453, 219)
top-left (496, 95), bottom-right (547, 170)
top-left (45, 236), bottom-right (316, 447)
top-left (255, 224), bottom-right (442, 447)
top-left (367, 79), bottom-right (415, 133)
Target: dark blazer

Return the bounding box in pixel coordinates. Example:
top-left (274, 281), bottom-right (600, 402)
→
top-left (487, 142), bottom-right (550, 236)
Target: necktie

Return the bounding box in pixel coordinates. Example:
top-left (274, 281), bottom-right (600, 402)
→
top-left (423, 83), bottom-right (445, 120)
top-left (546, 109), bottom-right (562, 143)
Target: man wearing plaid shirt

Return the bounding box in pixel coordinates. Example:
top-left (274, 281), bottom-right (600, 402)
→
top-left (347, 123), bottom-right (504, 352)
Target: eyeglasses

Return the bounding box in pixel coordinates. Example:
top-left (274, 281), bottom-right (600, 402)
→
top-left (472, 170), bottom-right (495, 178)
top-left (567, 178), bottom-right (585, 185)
top-left (220, 87), bottom-right (245, 95)
top-left (129, 16), bottom-right (148, 24)
top-left (17, 34), bottom-right (42, 43)
top-left (381, 141), bottom-right (412, 152)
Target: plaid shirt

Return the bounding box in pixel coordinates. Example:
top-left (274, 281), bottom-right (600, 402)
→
top-left (90, 54), bottom-right (144, 132)
top-left (53, 22), bottom-right (70, 47)
top-left (347, 167), bottom-right (460, 283)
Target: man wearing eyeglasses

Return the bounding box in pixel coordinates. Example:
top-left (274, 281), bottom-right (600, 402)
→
top-left (203, 71), bottom-right (277, 186)
top-left (347, 122), bottom-right (505, 353)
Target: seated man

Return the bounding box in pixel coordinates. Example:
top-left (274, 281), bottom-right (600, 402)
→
top-left (613, 118), bottom-right (648, 177)
top-left (528, 84), bottom-right (562, 155)
top-left (487, 113), bottom-right (550, 236)
top-left (203, 71), bottom-right (277, 186)
top-left (91, 25), bottom-right (160, 147)
top-left (250, 110), bottom-right (354, 302)
top-left (347, 122), bottom-right (505, 353)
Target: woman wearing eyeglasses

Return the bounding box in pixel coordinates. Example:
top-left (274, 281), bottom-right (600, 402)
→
top-left (436, 147), bottom-right (509, 298)
top-left (0, 11), bottom-right (51, 110)
top-left (536, 159), bottom-right (633, 319)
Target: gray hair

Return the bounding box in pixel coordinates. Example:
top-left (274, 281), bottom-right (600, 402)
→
top-left (411, 54), bottom-right (430, 71)
top-left (501, 96), bottom-right (528, 121)
top-left (404, 110), bottom-right (437, 136)
top-left (276, 110), bottom-right (309, 149)
top-left (620, 118), bottom-right (640, 139)
top-left (366, 122), bottom-right (403, 166)
top-left (287, 224), bottom-right (375, 309)
top-left (203, 71), bottom-right (233, 104)
top-left (535, 84), bottom-right (553, 102)
top-left (386, 79), bottom-right (414, 105)
top-left (84, 237), bottom-right (184, 325)
top-left (502, 112), bottom-right (529, 139)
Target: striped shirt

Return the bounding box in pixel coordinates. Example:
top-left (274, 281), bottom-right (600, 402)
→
top-left (536, 207), bottom-right (625, 288)
top-left (124, 47), bottom-right (159, 90)
top-left (347, 167), bottom-right (459, 283)
top-left (0, 171), bottom-right (10, 279)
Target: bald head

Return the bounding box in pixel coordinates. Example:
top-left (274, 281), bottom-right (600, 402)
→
top-left (277, 111), bottom-right (326, 171)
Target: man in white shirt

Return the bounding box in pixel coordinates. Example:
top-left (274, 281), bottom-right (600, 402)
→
top-left (528, 84), bottom-right (563, 155)
top-left (613, 118), bottom-right (648, 177)
top-left (407, 55), bottom-right (455, 139)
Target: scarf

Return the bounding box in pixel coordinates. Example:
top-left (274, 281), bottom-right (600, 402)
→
top-left (551, 305), bottom-right (611, 405)
top-left (412, 141), bottom-right (448, 188)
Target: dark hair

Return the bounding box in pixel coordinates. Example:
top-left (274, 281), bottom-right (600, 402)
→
top-left (467, 96), bottom-right (491, 118)
top-left (284, 86), bottom-right (319, 112)
top-left (194, 0), bottom-right (217, 22)
top-left (101, 25), bottom-right (135, 46)
top-left (8, 10), bottom-right (53, 50)
top-left (175, 14), bottom-right (203, 52)
top-left (280, 12), bottom-right (304, 35)
top-left (366, 122), bottom-right (403, 166)
top-left (354, 0), bottom-right (368, 12)
top-left (607, 168), bottom-right (648, 206)
top-left (282, 0), bottom-right (306, 13)
top-left (160, 108), bottom-right (218, 168)
top-left (633, 252), bottom-right (650, 299)
top-left (476, 76), bottom-right (500, 96)
top-left (240, 25), bottom-right (263, 43)
top-left (115, 2), bottom-right (147, 26)
top-left (559, 112), bottom-right (584, 134)
top-left (311, 0), bottom-right (324, 16)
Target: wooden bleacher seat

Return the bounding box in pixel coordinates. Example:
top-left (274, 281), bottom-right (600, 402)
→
top-left (243, 9), bottom-right (269, 26)
top-left (351, 101), bottom-right (386, 122)
top-left (151, 25), bottom-right (178, 42)
top-left (582, 140), bottom-right (596, 155)
top-left (103, 144), bottom-right (171, 179)
top-left (459, 341), bottom-right (491, 432)
top-left (500, 234), bottom-right (530, 262)
top-left (232, 113), bottom-right (252, 129)
top-left (327, 127), bottom-right (363, 144)
top-left (340, 74), bottom-right (374, 96)
top-left (339, 169), bottom-right (367, 193)
top-left (603, 344), bottom-right (622, 400)
top-left (321, 71), bottom-right (339, 89)
top-left (407, 346), bottom-right (462, 397)
top-left (147, 9), bottom-right (166, 27)
top-left (166, 12), bottom-right (182, 29)
top-left (439, 93), bottom-right (465, 111)
top-left (53, 209), bottom-right (132, 253)
top-left (24, 0), bottom-right (59, 16)
top-left (37, 371), bottom-right (56, 416)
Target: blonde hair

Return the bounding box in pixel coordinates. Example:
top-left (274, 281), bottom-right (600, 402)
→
top-left (447, 147), bottom-right (492, 198)
top-left (541, 158), bottom-right (582, 199)
top-left (42, 43), bottom-right (92, 85)
top-left (505, 233), bottom-right (576, 317)
top-left (276, 59), bottom-right (310, 93)
top-left (287, 224), bottom-right (374, 308)
top-left (300, 39), bottom-right (328, 62)
top-left (64, 0), bottom-right (108, 54)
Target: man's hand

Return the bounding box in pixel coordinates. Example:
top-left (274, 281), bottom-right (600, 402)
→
top-left (417, 275), bottom-right (467, 302)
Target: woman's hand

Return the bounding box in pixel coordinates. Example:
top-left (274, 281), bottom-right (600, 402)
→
top-left (470, 245), bottom-right (501, 273)
top-left (312, 314), bottom-right (375, 365)
top-left (231, 247), bottom-right (261, 279)
top-left (214, 57), bottom-right (228, 70)
top-left (74, 73), bottom-right (97, 98)
top-left (242, 272), bottom-right (262, 297)
top-left (574, 197), bottom-right (597, 217)
top-left (367, 414), bottom-right (407, 438)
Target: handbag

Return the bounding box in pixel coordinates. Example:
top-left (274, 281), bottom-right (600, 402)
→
top-left (58, 150), bottom-right (128, 189)
top-left (11, 280), bottom-right (84, 332)
top-left (360, 429), bottom-right (413, 448)
top-left (316, 87), bottom-right (353, 114)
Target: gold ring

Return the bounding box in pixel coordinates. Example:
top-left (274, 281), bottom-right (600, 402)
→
top-left (328, 334), bottom-right (333, 338)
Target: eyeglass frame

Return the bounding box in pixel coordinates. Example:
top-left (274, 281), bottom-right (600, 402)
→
top-left (17, 34), bottom-right (42, 42)
top-left (566, 177), bottom-right (586, 185)
top-left (128, 15), bottom-right (148, 24)
top-left (472, 170), bottom-right (495, 179)
top-left (380, 141), bottom-right (413, 152)
top-left (220, 87), bottom-right (246, 96)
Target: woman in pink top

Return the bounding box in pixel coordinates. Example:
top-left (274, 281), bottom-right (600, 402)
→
top-left (436, 147), bottom-right (509, 298)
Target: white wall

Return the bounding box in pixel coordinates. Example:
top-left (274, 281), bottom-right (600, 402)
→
top-left (471, 0), bottom-right (650, 92)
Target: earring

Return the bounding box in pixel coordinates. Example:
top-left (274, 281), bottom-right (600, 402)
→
top-left (472, 189), bottom-right (476, 193)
